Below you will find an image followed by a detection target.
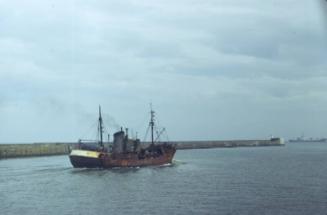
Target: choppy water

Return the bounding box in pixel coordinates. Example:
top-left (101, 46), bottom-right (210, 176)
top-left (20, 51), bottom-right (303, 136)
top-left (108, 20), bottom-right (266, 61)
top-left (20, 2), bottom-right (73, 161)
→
top-left (1, 142), bottom-right (327, 215)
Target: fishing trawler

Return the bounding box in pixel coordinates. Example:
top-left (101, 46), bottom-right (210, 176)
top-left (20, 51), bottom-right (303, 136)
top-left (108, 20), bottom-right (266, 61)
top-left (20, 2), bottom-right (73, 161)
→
top-left (69, 106), bottom-right (176, 168)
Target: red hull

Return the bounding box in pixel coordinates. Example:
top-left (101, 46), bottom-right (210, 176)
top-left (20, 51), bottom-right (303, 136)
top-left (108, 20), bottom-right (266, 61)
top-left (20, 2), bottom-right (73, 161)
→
top-left (69, 147), bottom-right (176, 168)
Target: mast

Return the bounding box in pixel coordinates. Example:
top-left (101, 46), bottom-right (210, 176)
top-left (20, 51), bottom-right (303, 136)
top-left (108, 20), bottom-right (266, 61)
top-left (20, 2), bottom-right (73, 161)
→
top-left (98, 105), bottom-right (104, 147)
top-left (150, 103), bottom-right (155, 145)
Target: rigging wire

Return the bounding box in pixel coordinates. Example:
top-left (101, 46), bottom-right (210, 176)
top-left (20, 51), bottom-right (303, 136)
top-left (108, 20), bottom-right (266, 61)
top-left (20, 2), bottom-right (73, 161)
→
top-left (155, 128), bottom-right (166, 142)
top-left (143, 124), bottom-right (150, 143)
top-left (141, 108), bottom-right (170, 143)
top-left (80, 120), bottom-right (98, 141)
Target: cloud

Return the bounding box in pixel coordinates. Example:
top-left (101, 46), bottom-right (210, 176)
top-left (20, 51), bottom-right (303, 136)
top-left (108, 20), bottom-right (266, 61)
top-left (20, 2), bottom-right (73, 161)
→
top-left (0, 0), bottom-right (326, 142)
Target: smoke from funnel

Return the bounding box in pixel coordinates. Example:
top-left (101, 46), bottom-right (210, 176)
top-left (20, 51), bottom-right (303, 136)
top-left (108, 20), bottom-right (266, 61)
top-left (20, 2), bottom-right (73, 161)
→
top-left (103, 114), bottom-right (121, 130)
top-left (319, 0), bottom-right (327, 27)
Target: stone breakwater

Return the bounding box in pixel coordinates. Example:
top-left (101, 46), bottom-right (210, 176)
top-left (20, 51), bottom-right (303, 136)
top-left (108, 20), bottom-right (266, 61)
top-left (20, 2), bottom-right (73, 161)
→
top-left (0, 138), bottom-right (284, 159)
top-left (0, 143), bottom-right (74, 159)
top-left (174, 138), bottom-right (284, 150)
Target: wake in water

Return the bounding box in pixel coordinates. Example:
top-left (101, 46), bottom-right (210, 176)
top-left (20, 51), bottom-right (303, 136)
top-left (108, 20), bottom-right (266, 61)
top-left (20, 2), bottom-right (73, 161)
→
top-left (69, 161), bottom-right (183, 173)
top-left (172, 159), bottom-right (187, 165)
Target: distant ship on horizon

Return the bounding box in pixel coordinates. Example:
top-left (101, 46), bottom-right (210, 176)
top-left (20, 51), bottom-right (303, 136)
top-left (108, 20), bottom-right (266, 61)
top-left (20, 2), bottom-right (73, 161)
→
top-left (288, 135), bottom-right (327, 143)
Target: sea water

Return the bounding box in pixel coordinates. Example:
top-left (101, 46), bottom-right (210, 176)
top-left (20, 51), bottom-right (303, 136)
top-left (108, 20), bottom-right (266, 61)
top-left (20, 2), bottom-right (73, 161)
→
top-left (0, 142), bottom-right (326, 215)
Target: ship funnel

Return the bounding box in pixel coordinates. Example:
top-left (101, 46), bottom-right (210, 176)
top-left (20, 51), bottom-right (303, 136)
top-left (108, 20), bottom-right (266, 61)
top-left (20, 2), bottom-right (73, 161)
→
top-left (112, 130), bottom-right (125, 154)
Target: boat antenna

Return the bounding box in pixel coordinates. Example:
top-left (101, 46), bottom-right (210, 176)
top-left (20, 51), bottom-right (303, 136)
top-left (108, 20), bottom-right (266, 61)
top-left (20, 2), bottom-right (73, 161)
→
top-left (98, 105), bottom-right (104, 147)
top-left (150, 103), bottom-right (155, 145)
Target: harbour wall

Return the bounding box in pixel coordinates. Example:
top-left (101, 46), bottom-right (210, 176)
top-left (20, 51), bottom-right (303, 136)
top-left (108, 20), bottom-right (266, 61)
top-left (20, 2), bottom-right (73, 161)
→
top-left (174, 138), bottom-right (284, 150)
top-left (0, 143), bottom-right (74, 159)
top-left (0, 138), bottom-right (284, 159)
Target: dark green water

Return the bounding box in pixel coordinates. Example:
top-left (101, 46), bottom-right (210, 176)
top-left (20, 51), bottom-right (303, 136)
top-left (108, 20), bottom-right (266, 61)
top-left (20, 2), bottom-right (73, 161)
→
top-left (1, 142), bottom-right (326, 215)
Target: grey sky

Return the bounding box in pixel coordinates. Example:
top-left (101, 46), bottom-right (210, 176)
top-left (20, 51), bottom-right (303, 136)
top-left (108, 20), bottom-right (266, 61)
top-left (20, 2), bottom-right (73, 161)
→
top-left (0, 0), bottom-right (326, 142)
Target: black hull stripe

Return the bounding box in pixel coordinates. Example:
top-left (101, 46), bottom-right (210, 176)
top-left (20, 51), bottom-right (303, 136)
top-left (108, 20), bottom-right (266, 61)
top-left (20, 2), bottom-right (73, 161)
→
top-left (69, 155), bottom-right (102, 168)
